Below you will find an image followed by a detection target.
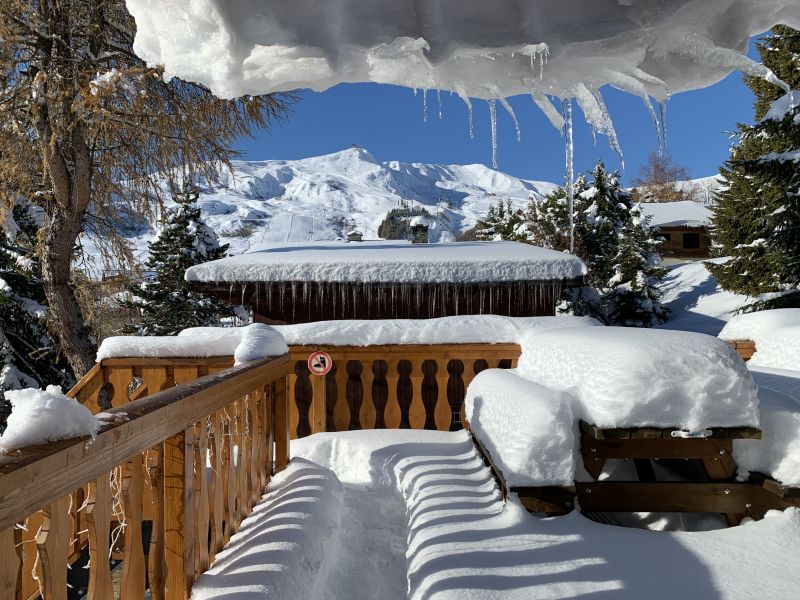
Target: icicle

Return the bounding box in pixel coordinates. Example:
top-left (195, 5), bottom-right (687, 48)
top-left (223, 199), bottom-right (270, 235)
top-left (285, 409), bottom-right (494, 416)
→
top-left (454, 84), bottom-right (474, 139)
top-left (659, 99), bottom-right (668, 151)
top-left (423, 89), bottom-right (428, 123)
top-left (563, 98), bottom-right (575, 254)
top-left (531, 91), bottom-right (565, 131)
top-left (489, 99), bottom-right (498, 169)
top-left (499, 97), bottom-right (521, 143)
top-left (436, 89), bottom-right (443, 119)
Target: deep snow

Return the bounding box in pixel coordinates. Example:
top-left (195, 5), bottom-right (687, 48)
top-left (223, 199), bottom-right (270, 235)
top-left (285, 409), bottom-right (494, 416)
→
top-left (190, 430), bottom-right (800, 600)
top-left (185, 240), bottom-right (587, 284)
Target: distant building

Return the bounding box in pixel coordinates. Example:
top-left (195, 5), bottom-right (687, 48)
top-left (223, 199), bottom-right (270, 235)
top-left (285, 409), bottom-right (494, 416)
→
top-left (640, 201), bottom-right (712, 262)
top-left (186, 241), bottom-right (586, 324)
top-left (409, 216), bottom-right (429, 244)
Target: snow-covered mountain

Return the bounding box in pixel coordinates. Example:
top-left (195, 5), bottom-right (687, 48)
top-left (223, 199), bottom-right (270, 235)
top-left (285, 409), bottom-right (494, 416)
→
top-left (81, 146), bottom-right (720, 274)
top-left (89, 147), bottom-right (559, 270)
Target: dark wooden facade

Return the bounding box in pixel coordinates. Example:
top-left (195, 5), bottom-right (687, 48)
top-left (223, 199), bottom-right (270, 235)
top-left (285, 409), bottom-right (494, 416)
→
top-left (656, 225), bottom-right (711, 260)
top-left (196, 278), bottom-right (584, 324)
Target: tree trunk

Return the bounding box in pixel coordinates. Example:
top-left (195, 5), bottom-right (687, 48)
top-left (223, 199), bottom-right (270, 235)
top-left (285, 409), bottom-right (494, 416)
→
top-left (40, 205), bottom-right (97, 379)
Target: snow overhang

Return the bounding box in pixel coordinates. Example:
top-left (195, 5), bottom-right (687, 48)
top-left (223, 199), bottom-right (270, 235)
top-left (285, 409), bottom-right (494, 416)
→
top-left (127, 0), bottom-right (800, 105)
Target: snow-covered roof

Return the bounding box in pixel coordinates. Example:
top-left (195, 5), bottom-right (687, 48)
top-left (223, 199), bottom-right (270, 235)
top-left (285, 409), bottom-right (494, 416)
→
top-left (128, 1), bottom-right (798, 104)
top-left (409, 216), bottom-right (428, 228)
top-left (641, 201), bottom-right (712, 229)
top-left (185, 241), bottom-right (586, 284)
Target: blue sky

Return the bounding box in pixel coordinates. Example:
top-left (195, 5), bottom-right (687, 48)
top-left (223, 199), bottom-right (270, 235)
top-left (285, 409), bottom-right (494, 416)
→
top-left (235, 37), bottom-right (764, 187)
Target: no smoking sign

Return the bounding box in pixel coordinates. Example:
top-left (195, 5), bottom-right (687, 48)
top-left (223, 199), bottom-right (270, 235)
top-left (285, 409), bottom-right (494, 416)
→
top-left (307, 351), bottom-right (333, 376)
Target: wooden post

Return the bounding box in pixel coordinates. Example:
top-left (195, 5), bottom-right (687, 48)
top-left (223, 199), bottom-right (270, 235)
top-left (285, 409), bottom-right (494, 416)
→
top-left (385, 361), bottom-right (401, 429)
top-left (147, 448), bottom-right (166, 600)
top-left (434, 360), bottom-right (451, 431)
top-left (333, 360), bottom-right (350, 431)
top-left (409, 359), bottom-right (426, 429)
top-left (0, 526), bottom-right (21, 599)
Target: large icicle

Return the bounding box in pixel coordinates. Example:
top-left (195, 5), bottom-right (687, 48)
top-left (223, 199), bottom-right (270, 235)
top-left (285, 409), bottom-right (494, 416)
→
top-left (454, 84), bottom-right (474, 139)
top-left (489, 99), bottom-right (498, 169)
top-left (573, 83), bottom-right (623, 167)
top-left (531, 90), bottom-right (566, 130)
top-left (563, 98), bottom-right (575, 254)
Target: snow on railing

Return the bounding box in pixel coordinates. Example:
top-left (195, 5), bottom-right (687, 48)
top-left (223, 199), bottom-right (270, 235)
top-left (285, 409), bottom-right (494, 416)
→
top-left (0, 354), bottom-right (289, 600)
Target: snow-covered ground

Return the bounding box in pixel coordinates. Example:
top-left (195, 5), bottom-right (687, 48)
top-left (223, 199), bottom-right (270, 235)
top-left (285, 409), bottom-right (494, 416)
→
top-left (657, 259), bottom-right (749, 336)
top-left (191, 430), bottom-right (800, 600)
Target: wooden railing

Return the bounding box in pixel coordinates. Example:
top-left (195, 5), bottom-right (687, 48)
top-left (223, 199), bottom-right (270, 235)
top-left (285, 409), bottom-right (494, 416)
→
top-left (286, 344), bottom-right (521, 437)
top-left (0, 354), bottom-right (289, 600)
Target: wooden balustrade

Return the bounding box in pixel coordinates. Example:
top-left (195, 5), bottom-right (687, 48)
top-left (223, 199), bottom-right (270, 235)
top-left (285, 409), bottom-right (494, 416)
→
top-left (0, 355), bottom-right (289, 600)
top-left (0, 340), bottom-right (523, 599)
top-left (285, 344), bottom-right (521, 437)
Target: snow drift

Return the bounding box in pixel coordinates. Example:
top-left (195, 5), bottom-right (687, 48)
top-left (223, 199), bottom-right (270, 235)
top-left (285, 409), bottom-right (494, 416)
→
top-left (466, 369), bottom-right (576, 486)
top-left (517, 327), bottom-right (759, 430)
top-left (719, 309), bottom-right (800, 371)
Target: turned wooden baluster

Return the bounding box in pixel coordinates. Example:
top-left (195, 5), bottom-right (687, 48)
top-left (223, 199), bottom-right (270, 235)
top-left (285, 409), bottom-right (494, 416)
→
top-left (460, 359), bottom-right (477, 428)
top-left (164, 428), bottom-right (195, 600)
top-left (210, 411), bottom-right (225, 560)
top-left (333, 359), bottom-right (350, 431)
top-left (273, 379), bottom-right (290, 472)
top-left (195, 421), bottom-right (211, 576)
top-left (310, 369), bottom-right (326, 434)
top-left (359, 360), bottom-right (376, 429)
top-left (146, 448), bottom-right (166, 600)
top-left (121, 455), bottom-right (146, 600)
top-left (434, 360), bottom-right (452, 431)
top-left (287, 370), bottom-right (299, 439)
top-left (36, 496), bottom-right (71, 600)
top-left (384, 361), bottom-right (402, 429)
top-left (408, 359), bottom-right (426, 429)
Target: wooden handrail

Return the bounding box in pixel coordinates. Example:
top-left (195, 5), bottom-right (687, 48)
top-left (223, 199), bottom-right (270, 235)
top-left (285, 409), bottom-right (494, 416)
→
top-left (0, 354), bottom-right (290, 600)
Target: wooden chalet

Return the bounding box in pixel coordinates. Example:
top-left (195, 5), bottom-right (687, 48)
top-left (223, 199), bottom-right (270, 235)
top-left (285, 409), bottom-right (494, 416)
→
top-left (186, 240), bottom-right (587, 324)
top-left (641, 201), bottom-right (713, 261)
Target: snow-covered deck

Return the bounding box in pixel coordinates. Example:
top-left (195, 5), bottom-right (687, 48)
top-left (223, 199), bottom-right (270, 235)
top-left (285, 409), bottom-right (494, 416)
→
top-left (185, 241), bottom-right (587, 284)
top-left (192, 429), bottom-right (800, 600)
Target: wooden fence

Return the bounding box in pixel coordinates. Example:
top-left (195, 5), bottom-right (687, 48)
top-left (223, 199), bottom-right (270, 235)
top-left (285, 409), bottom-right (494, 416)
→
top-left (285, 344), bottom-right (521, 437)
top-left (0, 355), bottom-right (289, 600)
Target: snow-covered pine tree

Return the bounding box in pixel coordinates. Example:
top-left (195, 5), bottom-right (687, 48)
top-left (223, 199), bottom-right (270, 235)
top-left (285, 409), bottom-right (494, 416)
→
top-left (476, 200), bottom-right (526, 241)
top-left (709, 25), bottom-right (800, 309)
top-left (526, 162), bottom-right (667, 325)
top-left (1, 205), bottom-right (73, 433)
top-left (604, 204), bottom-right (669, 326)
top-left (127, 186), bottom-right (234, 336)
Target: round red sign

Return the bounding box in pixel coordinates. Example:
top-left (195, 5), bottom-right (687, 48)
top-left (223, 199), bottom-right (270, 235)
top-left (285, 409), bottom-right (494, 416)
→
top-left (307, 351), bottom-right (333, 376)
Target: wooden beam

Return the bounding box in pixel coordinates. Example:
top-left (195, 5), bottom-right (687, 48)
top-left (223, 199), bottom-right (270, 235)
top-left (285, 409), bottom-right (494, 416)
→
top-left (576, 482), bottom-right (758, 514)
top-left (579, 420), bottom-right (761, 441)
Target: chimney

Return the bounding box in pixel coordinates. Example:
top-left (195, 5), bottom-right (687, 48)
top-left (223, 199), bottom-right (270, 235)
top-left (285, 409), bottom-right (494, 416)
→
top-left (409, 216), bottom-right (429, 244)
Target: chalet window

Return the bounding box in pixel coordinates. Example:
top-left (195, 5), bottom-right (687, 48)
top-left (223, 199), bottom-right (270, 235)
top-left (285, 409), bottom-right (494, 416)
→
top-left (682, 232), bottom-right (700, 249)
top-left (660, 233), bottom-right (672, 242)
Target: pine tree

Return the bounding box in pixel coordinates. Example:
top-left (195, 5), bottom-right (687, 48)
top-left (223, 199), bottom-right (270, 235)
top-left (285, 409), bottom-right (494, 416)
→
top-left (127, 186), bottom-right (234, 336)
top-left (1, 204), bottom-right (73, 433)
top-left (604, 205), bottom-right (669, 326)
top-left (476, 200), bottom-right (526, 241)
top-left (709, 25), bottom-right (800, 309)
top-left (526, 162), bottom-right (667, 325)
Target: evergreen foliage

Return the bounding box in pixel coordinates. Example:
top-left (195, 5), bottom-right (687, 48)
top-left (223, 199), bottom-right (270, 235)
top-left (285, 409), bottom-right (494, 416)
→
top-left (497, 161), bottom-right (667, 326)
top-left (476, 200), bottom-right (526, 241)
top-left (126, 186), bottom-right (234, 336)
top-left (377, 206), bottom-right (433, 240)
top-left (1, 204), bottom-right (74, 433)
top-left (709, 25), bottom-right (800, 310)
top-left (604, 205), bottom-right (669, 326)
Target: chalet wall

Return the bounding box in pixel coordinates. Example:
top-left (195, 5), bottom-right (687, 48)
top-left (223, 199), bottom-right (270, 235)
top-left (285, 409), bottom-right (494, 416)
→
top-left (656, 226), bottom-right (711, 260)
top-left (199, 280), bottom-right (581, 324)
